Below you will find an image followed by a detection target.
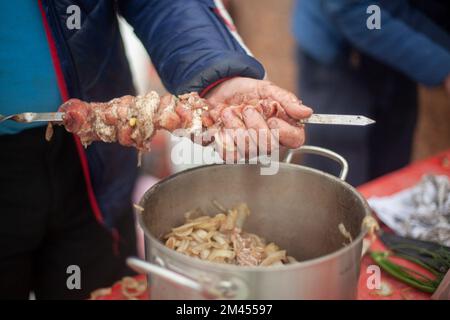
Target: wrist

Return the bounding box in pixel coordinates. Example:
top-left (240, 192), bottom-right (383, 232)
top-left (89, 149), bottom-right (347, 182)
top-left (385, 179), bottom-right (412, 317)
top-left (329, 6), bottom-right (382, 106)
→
top-left (445, 74), bottom-right (450, 95)
top-left (200, 77), bottom-right (234, 98)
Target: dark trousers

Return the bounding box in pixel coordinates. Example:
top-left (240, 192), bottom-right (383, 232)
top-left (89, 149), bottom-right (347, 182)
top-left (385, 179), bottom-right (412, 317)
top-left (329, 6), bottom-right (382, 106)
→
top-left (298, 49), bottom-right (418, 186)
top-left (0, 126), bottom-right (136, 299)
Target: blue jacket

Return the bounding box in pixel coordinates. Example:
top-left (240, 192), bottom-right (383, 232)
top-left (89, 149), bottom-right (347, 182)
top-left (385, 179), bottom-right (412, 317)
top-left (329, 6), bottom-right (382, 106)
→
top-left (293, 0), bottom-right (450, 86)
top-left (39, 0), bottom-right (265, 229)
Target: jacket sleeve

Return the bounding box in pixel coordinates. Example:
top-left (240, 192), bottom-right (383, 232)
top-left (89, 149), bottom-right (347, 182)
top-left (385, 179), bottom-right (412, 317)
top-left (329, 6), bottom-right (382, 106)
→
top-left (118, 0), bottom-right (265, 95)
top-left (322, 0), bottom-right (450, 86)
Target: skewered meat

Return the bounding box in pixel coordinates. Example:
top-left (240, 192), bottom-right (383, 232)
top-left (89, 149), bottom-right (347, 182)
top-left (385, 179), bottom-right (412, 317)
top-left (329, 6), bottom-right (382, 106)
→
top-left (59, 91), bottom-right (306, 153)
top-left (59, 91), bottom-right (212, 151)
top-left (163, 202), bottom-right (296, 266)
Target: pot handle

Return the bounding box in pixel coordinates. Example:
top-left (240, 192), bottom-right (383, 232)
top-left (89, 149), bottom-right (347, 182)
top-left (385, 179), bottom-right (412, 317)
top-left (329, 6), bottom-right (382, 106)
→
top-left (126, 257), bottom-right (247, 299)
top-left (127, 257), bottom-right (203, 292)
top-left (283, 145), bottom-right (349, 181)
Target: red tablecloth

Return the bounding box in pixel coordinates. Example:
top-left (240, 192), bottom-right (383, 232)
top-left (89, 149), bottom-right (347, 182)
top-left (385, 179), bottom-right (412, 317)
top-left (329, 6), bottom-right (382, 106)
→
top-left (357, 150), bottom-right (450, 300)
top-left (94, 149), bottom-right (450, 300)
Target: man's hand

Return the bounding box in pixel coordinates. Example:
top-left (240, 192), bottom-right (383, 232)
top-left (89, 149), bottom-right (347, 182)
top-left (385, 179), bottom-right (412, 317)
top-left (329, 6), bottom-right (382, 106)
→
top-left (204, 77), bottom-right (313, 159)
top-left (445, 74), bottom-right (450, 97)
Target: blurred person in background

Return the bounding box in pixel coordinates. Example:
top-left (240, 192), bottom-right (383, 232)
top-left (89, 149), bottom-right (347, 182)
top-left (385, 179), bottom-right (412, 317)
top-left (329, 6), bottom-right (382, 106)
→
top-left (293, 0), bottom-right (450, 186)
top-left (0, 0), bottom-right (310, 299)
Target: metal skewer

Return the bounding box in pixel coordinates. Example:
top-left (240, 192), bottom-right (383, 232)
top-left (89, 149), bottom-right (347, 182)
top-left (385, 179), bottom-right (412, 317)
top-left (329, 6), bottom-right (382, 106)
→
top-left (298, 114), bottom-right (375, 126)
top-left (0, 112), bottom-right (65, 124)
top-left (0, 112), bottom-right (375, 126)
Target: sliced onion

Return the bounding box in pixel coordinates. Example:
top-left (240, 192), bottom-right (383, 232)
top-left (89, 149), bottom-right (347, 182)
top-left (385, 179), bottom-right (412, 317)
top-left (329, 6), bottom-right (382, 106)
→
top-left (212, 233), bottom-right (228, 245)
top-left (264, 243), bottom-right (280, 255)
top-left (200, 249), bottom-right (211, 260)
top-left (260, 250), bottom-right (287, 266)
top-left (338, 223), bottom-right (353, 244)
top-left (190, 242), bottom-right (212, 255)
top-left (173, 227), bottom-right (193, 238)
top-left (235, 203), bottom-right (250, 229)
top-left (212, 200), bottom-right (227, 213)
top-left (172, 222), bottom-right (196, 233)
top-left (176, 239), bottom-right (190, 253)
top-left (165, 237), bottom-right (177, 249)
top-left (208, 249), bottom-right (236, 261)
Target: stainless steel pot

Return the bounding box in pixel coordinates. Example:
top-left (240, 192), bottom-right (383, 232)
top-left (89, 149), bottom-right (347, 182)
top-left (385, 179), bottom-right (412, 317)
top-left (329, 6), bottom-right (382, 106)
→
top-left (128, 146), bottom-right (371, 299)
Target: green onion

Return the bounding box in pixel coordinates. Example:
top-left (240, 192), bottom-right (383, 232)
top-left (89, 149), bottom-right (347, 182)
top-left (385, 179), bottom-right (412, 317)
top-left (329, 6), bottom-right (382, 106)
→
top-left (370, 251), bottom-right (441, 293)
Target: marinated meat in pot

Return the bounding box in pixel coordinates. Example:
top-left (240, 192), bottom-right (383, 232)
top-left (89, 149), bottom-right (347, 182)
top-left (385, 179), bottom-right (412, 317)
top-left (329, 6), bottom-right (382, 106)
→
top-left (163, 202), bottom-right (296, 267)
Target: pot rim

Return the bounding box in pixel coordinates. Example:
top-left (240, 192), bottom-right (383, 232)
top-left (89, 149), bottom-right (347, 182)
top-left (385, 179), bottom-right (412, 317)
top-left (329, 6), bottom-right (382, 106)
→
top-left (137, 162), bottom-right (371, 272)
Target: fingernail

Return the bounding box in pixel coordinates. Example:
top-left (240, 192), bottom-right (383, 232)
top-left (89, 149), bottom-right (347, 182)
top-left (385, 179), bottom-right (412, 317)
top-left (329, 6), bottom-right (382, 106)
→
top-left (302, 105), bottom-right (313, 113)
